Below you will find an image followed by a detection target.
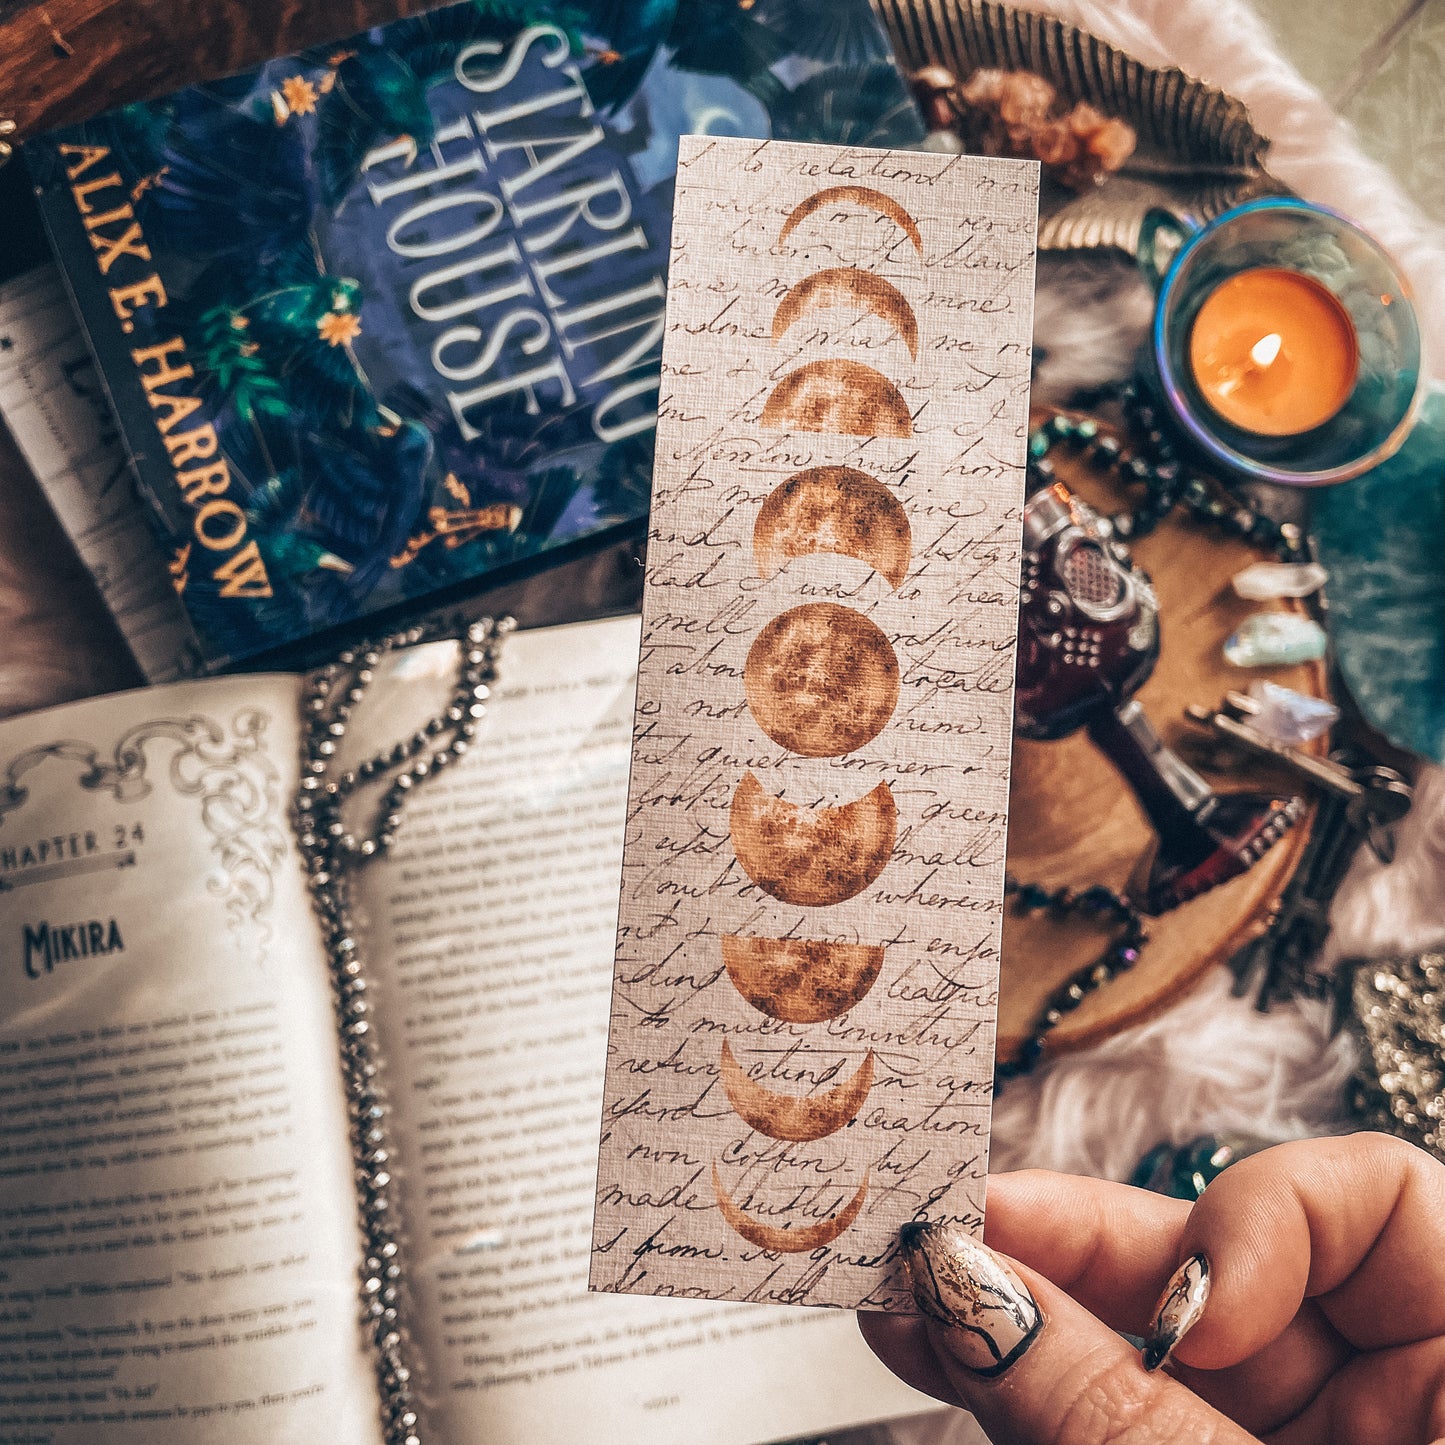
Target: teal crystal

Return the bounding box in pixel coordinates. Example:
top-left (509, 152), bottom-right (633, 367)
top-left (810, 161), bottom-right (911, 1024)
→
top-left (1224, 612), bottom-right (1328, 668)
top-left (1312, 387), bottom-right (1445, 763)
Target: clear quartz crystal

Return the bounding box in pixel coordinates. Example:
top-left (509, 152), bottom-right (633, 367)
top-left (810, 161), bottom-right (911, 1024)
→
top-left (1224, 612), bottom-right (1328, 667)
top-left (1247, 679), bottom-right (1340, 744)
top-left (1232, 561), bottom-right (1329, 600)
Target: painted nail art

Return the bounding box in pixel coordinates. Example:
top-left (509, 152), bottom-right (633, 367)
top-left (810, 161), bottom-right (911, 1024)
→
top-left (1142, 1252), bottom-right (1211, 1371)
top-left (899, 1220), bottom-right (1043, 1378)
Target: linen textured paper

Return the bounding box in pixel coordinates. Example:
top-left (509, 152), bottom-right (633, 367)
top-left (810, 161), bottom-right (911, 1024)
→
top-left (591, 137), bottom-right (1039, 1312)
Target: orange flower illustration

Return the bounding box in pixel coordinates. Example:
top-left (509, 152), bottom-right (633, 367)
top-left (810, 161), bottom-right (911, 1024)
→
top-left (281, 75), bottom-right (320, 116)
top-left (317, 311), bottom-right (363, 347)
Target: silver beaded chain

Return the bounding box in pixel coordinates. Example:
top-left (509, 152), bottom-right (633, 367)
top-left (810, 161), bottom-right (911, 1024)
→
top-left (292, 613), bottom-right (515, 1445)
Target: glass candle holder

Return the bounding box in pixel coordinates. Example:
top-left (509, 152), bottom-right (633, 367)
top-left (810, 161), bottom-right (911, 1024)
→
top-left (1139, 199), bottom-right (1425, 486)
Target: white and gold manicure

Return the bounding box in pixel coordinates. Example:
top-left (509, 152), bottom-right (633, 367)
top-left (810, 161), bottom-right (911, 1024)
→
top-left (899, 1220), bottom-right (1044, 1378)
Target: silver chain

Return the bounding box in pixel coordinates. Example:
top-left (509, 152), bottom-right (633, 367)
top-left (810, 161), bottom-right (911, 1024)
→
top-left (292, 613), bottom-right (515, 1445)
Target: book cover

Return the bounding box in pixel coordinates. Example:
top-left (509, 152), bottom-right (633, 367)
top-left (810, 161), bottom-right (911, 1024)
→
top-left (27, 0), bottom-right (925, 669)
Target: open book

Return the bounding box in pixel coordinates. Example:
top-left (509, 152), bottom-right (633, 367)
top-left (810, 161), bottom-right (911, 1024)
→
top-left (0, 615), bottom-right (928, 1444)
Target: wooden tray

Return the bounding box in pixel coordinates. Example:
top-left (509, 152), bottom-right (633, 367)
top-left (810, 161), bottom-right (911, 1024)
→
top-left (997, 447), bottom-right (1326, 1062)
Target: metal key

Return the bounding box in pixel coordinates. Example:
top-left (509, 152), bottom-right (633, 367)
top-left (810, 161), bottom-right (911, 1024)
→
top-left (1184, 694), bottom-right (1411, 860)
top-left (1229, 783), bottom-right (1366, 1016)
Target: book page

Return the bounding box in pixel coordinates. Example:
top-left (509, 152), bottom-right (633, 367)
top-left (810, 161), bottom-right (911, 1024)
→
top-left (353, 618), bottom-right (928, 1445)
top-left (0, 266), bottom-right (197, 682)
top-left (593, 139), bottom-right (1038, 1309)
top-left (0, 677), bottom-right (381, 1445)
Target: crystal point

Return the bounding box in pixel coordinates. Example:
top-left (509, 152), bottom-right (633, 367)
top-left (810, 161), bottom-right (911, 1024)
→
top-left (1223, 613), bottom-right (1328, 668)
top-left (1232, 561), bottom-right (1328, 600)
top-left (1246, 680), bottom-right (1339, 744)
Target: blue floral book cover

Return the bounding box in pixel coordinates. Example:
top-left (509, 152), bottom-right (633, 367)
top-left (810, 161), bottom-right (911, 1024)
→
top-left (28, 0), bottom-right (925, 669)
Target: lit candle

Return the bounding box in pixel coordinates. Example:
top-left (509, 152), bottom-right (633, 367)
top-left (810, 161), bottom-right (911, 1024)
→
top-left (1188, 267), bottom-right (1359, 436)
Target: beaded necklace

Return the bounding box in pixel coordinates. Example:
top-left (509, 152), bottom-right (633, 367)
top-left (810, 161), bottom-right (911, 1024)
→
top-left (294, 614), bottom-right (513, 1445)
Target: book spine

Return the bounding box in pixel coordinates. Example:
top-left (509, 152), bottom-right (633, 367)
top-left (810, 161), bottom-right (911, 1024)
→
top-left (28, 138), bottom-right (265, 669)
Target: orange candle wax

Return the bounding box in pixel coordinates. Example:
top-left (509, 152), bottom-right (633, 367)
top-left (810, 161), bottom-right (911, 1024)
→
top-left (1188, 267), bottom-right (1358, 436)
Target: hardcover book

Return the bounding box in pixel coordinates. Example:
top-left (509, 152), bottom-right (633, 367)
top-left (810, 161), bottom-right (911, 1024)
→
top-left (0, 616), bottom-right (930, 1443)
top-left (27, 0), bottom-right (924, 670)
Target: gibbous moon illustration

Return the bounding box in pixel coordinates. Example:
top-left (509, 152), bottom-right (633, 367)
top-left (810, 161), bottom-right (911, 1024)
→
top-left (772, 268), bottom-right (919, 358)
top-left (713, 1163), bottom-right (871, 1253)
top-left (779, 185), bottom-right (923, 254)
top-left (721, 935), bottom-right (885, 1023)
top-left (761, 359), bottom-right (912, 438)
top-left (754, 465), bottom-right (912, 589)
top-left (719, 1040), bottom-right (875, 1141)
top-left (730, 771), bottom-right (897, 907)
top-left (744, 604), bottom-right (900, 757)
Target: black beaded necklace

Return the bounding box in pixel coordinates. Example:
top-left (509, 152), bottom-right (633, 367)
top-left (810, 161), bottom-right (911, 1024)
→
top-left (1029, 380), bottom-right (1307, 562)
top-left (998, 877), bottom-right (1149, 1079)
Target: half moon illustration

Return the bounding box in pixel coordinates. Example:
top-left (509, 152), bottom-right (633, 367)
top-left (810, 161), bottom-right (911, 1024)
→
top-left (744, 603), bottom-right (900, 757)
top-left (760, 360), bottom-right (912, 438)
top-left (730, 771), bottom-right (897, 907)
top-left (721, 935), bottom-right (885, 1023)
top-left (713, 1163), bottom-right (870, 1253)
top-left (772, 268), bottom-right (919, 358)
top-left (778, 185), bottom-right (922, 254)
top-left (719, 1040), bottom-right (875, 1141)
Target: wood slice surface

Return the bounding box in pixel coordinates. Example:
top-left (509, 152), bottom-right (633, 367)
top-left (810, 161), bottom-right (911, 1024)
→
top-left (998, 445), bottom-right (1326, 1062)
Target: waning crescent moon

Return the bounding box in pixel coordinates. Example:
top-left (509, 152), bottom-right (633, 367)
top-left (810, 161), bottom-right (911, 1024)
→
top-left (772, 268), bottom-right (919, 358)
top-left (730, 771), bottom-right (897, 907)
top-left (719, 1040), bottom-right (875, 1141)
top-left (721, 935), bottom-right (885, 1023)
top-left (760, 359), bottom-right (912, 438)
top-left (713, 1163), bottom-right (871, 1253)
top-left (754, 466), bottom-right (912, 591)
top-left (779, 185), bottom-right (922, 254)
top-left (744, 603), bottom-right (900, 757)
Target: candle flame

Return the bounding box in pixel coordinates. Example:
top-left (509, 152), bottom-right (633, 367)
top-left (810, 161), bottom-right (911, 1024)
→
top-left (1250, 332), bottom-right (1283, 368)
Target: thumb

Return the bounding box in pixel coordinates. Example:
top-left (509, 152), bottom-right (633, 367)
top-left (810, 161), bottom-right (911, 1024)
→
top-left (895, 1222), bottom-right (1255, 1445)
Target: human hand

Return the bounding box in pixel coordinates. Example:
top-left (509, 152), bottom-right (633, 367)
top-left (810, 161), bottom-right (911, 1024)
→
top-left (860, 1133), bottom-right (1445, 1443)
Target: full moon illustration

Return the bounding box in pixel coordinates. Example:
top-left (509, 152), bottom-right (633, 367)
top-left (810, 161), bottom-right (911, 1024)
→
top-left (730, 771), bottom-right (898, 907)
top-left (718, 1040), bottom-right (875, 1141)
top-left (778, 184), bottom-right (922, 254)
top-left (771, 267), bottom-right (919, 358)
top-left (744, 603), bottom-right (900, 757)
top-left (713, 1164), bottom-right (870, 1253)
top-left (721, 935), bottom-right (885, 1022)
top-left (760, 359), bottom-right (913, 437)
top-left (753, 466), bottom-right (912, 590)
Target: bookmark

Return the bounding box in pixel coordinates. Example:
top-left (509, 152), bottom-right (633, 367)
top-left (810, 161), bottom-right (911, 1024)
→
top-left (592, 137), bottom-right (1038, 1311)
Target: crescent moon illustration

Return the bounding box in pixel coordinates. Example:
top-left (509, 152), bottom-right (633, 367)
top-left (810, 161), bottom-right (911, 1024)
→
top-left (753, 466), bottom-right (912, 590)
top-left (721, 936), bottom-right (885, 1023)
top-left (730, 771), bottom-right (897, 907)
top-left (744, 603), bottom-right (900, 757)
top-left (713, 1163), bottom-right (870, 1253)
top-left (760, 359), bottom-right (912, 438)
top-left (779, 185), bottom-right (922, 254)
top-left (772, 268), bottom-right (919, 358)
top-left (719, 1040), bottom-right (875, 1141)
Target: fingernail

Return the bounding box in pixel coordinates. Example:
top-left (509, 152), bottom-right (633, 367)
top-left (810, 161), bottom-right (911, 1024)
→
top-left (1142, 1252), bottom-right (1210, 1371)
top-left (899, 1220), bottom-right (1043, 1378)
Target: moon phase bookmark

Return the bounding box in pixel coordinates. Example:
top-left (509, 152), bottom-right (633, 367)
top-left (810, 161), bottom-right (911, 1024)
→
top-left (591, 137), bottom-right (1039, 1312)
